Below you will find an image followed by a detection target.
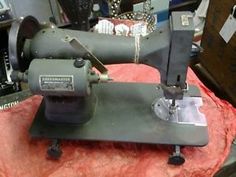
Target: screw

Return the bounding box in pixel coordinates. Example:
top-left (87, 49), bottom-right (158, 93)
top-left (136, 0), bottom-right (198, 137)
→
top-left (74, 58), bottom-right (85, 68)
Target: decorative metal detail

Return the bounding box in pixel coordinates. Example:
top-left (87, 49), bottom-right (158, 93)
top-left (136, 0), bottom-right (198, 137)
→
top-left (143, 0), bottom-right (152, 14)
top-left (117, 11), bottom-right (156, 33)
top-left (108, 0), bottom-right (156, 33)
top-left (108, 0), bottom-right (122, 17)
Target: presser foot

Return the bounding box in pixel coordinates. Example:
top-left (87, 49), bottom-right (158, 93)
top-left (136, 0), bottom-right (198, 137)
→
top-left (153, 96), bottom-right (207, 126)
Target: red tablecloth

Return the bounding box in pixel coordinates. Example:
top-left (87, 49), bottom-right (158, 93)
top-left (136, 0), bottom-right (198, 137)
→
top-left (0, 64), bottom-right (236, 177)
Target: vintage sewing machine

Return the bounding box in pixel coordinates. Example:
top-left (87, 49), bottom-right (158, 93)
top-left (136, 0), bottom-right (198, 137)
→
top-left (8, 11), bottom-right (208, 165)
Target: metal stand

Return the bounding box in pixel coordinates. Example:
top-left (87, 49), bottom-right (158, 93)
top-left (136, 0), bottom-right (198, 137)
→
top-left (47, 139), bottom-right (62, 159)
top-left (168, 145), bottom-right (185, 165)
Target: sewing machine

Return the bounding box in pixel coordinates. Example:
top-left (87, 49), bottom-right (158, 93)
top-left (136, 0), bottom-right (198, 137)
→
top-left (8, 11), bottom-right (208, 165)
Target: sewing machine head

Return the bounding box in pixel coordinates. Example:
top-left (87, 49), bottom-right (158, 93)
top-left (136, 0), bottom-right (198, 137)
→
top-left (8, 11), bottom-right (208, 163)
top-left (10, 11), bottom-right (194, 98)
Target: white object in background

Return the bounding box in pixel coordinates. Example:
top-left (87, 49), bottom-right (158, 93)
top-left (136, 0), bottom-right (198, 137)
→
top-left (193, 0), bottom-right (209, 27)
top-left (93, 3), bottom-right (100, 12)
top-left (219, 14), bottom-right (236, 43)
top-left (133, 0), bottom-right (169, 16)
top-left (130, 23), bottom-right (147, 36)
top-left (195, 0), bottom-right (209, 18)
top-left (0, 0), bottom-right (10, 14)
top-left (94, 19), bottom-right (114, 35)
top-left (115, 24), bottom-right (129, 36)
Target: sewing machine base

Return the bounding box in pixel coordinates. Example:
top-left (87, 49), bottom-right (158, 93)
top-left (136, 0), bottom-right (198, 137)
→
top-left (30, 82), bottom-right (208, 148)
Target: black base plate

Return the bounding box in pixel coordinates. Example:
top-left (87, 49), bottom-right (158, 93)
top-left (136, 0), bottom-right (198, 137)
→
top-left (30, 82), bottom-right (208, 146)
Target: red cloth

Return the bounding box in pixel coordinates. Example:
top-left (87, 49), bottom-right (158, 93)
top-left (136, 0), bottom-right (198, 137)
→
top-left (0, 64), bottom-right (236, 177)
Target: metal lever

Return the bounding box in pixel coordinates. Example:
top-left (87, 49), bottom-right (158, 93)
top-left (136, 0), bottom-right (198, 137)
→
top-left (68, 37), bottom-right (108, 75)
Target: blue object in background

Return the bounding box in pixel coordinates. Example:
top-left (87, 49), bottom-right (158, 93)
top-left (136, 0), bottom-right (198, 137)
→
top-left (156, 10), bottom-right (169, 23)
top-left (170, 0), bottom-right (185, 5)
top-left (99, 0), bottom-right (109, 17)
